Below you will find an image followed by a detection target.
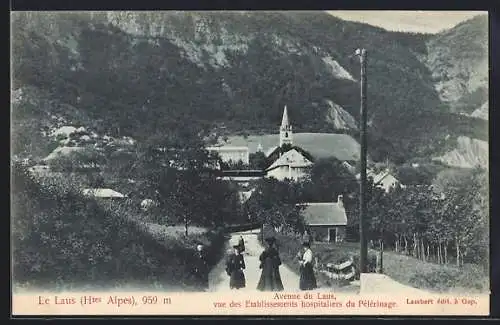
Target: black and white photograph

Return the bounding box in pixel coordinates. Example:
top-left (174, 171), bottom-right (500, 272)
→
top-left (11, 10), bottom-right (490, 314)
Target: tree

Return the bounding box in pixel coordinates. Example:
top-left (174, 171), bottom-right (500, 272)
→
top-left (435, 168), bottom-right (488, 267)
top-left (100, 148), bottom-right (137, 187)
top-left (346, 177), bottom-right (387, 241)
top-left (133, 130), bottom-right (240, 235)
top-left (243, 178), bottom-right (305, 234)
top-left (48, 148), bottom-right (105, 172)
top-left (221, 159), bottom-right (248, 170)
top-left (249, 151), bottom-right (269, 170)
top-left (308, 157), bottom-right (358, 202)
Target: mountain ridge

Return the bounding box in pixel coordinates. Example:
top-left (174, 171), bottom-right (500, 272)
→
top-left (11, 11), bottom-right (488, 168)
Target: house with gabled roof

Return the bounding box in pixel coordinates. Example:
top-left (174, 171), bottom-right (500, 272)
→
top-left (265, 148), bottom-right (313, 181)
top-left (216, 105), bottom-right (360, 169)
top-left (356, 168), bottom-right (405, 193)
top-left (297, 195), bottom-right (348, 243)
top-left (210, 105), bottom-right (360, 186)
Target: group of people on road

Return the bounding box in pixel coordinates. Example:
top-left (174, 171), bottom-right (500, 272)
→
top-left (191, 236), bottom-right (247, 291)
top-left (191, 232), bottom-right (318, 292)
top-left (223, 234), bottom-right (318, 292)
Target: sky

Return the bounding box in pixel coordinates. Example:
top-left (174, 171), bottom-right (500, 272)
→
top-left (326, 11), bottom-right (486, 34)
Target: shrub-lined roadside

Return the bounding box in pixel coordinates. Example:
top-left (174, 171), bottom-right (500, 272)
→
top-left (12, 163), bottom-right (226, 292)
top-left (311, 240), bottom-right (488, 294)
top-left (260, 226), bottom-right (488, 294)
top-left (259, 226), bottom-right (361, 292)
top-left (381, 251), bottom-right (489, 294)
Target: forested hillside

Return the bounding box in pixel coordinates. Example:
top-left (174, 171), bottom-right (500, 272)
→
top-left (11, 11), bottom-right (488, 165)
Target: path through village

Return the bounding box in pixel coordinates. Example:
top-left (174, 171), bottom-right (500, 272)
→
top-left (208, 229), bottom-right (337, 293)
top-left (208, 229), bottom-right (300, 292)
top-left (208, 229), bottom-right (428, 295)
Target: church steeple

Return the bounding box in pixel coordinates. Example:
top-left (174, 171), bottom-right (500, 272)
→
top-left (281, 105), bottom-right (290, 129)
top-left (280, 105), bottom-right (293, 147)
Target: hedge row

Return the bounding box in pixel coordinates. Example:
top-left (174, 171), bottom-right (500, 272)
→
top-left (11, 163), bottom-right (226, 291)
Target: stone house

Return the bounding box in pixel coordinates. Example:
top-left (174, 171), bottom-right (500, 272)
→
top-left (297, 195), bottom-right (348, 243)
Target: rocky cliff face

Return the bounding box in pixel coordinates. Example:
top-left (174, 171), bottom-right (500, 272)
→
top-left (421, 14), bottom-right (488, 168)
top-left (422, 14), bottom-right (488, 119)
top-left (324, 99), bottom-right (358, 130)
top-left (434, 136), bottom-right (488, 169)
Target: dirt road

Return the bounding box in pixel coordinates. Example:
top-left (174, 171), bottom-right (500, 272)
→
top-left (208, 229), bottom-right (301, 292)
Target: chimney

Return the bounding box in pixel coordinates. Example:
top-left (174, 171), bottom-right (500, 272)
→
top-left (337, 194), bottom-right (344, 209)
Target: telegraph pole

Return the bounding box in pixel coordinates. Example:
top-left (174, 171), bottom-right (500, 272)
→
top-left (356, 48), bottom-right (368, 274)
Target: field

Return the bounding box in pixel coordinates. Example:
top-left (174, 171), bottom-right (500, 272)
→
top-left (267, 230), bottom-right (488, 294)
top-left (220, 133), bottom-right (360, 161)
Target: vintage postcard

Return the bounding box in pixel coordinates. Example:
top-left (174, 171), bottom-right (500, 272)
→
top-left (11, 10), bottom-right (490, 316)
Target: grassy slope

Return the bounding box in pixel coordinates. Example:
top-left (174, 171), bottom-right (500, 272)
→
top-left (262, 228), bottom-right (488, 294)
top-left (12, 165), bottom-right (227, 292)
top-left (312, 242), bottom-right (488, 294)
top-left (381, 251), bottom-right (488, 294)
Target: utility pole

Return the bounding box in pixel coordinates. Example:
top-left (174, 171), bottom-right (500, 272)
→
top-left (356, 48), bottom-right (368, 274)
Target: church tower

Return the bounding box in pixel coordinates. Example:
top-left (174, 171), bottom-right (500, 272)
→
top-left (279, 105), bottom-right (293, 147)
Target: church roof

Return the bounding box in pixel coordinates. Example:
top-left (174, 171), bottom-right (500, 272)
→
top-left (266, 148), bottom-right (313, 170)
top-left (219, 133), bottom-right (360, 161)
top-left (297, 202), bottom-right (347, 226)
top-left (265, 145), bottom-right (279, 157)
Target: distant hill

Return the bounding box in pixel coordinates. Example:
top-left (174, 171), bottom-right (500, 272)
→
top-left (422, 14), bottom-right (488, 118)
top-left (11, 11), bottom-right (488, 167)
top-left (420, 14), bottom-right (488, 168)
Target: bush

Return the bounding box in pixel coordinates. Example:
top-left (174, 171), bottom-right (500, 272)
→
top-left (11, 162), bottom-right (226, 291)
top-left (408, 264), bottom-right (488, 293)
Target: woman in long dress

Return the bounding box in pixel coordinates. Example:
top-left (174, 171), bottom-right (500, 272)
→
top-left (238, 235), bottom-right (245, 254)
top-left (257, 237), bottom-right (284, 291)
top-left (192, 244), bottom-right (209, 291)
top-left (225, 243), bottom-right (246, 290)
top-left (298, 241), bottom-right (317, 290)
top-left (302, 230), bottom-right (312, 246)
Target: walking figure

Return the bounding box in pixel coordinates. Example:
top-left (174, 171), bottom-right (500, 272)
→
top-left (192, 244), bottom-right (209, 291)
top-left (257, 237), bottom-right (284, 291)
top-left (303, 230), bottom-right (313, 245)
top-left (225, 241), bottom-right (246, 290)
top-left (238, 235), bottom-right (245, 254)
top-left (298, 241), bottom-right (317, 290)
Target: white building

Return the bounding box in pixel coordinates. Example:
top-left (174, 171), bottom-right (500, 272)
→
top-left (356, 168), bottom-right (405, 193)
top-left (265, 148), bottom-right (313, 181)
top-left (206, 146), bottom-right (250, 165)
